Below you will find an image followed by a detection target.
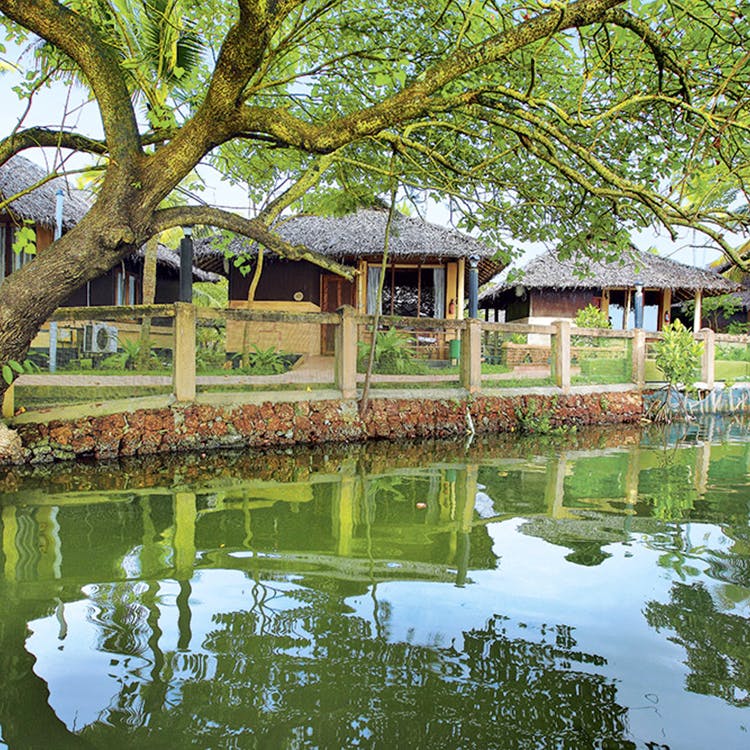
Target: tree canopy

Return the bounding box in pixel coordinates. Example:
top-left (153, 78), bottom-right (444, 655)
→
top-left (0, 0), bottom-right (748, 379)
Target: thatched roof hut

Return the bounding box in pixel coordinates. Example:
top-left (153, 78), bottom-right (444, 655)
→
top-left (0, 155), bottom-right (217, 282)
top-left (0, 155), bottom-right (91, 230)
top-left (194, 207), bottom-right (503, 284)
top-left (130, 245), bottom-right (219, 283)
top-left (480, 247), bottom-right (738, 303)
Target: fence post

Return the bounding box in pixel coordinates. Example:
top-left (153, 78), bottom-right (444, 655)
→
top-left (2, 384), bottom-right (14, 420)
top-left (173, 302), bottom-right (196, 402)
top-left (700, 327), bottom-right (715, 389)
top-left (460, 319), bottom-right (482, 394)
top-left (552, 320), bottom-right (571, 393)
top-left (631, 329), bottom-right (646, 388)
top-left (335, 305), bottom-right (357, 399)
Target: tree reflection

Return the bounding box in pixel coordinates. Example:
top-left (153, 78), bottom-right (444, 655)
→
top-left (78, 580), bottom-right (634, 749)
top-left (645, 582), bottom-right (750, 707)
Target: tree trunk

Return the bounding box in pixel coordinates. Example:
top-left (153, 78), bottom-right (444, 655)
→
top-left (137, 234), bottom-right (159, 369)
top-left (0, 193), bottom-right (148, 400)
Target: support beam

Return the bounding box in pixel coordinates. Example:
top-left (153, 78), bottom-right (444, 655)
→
top-left (631, 329), bottom-right (646, 388)
top-left (172, 302), bottom-right (196, 402)
top-left (2, 383), bottom-right (14, 420)
top-left (700, 327), bottom-right (715, 389)
top-left (468, 254), bottom-right (480, 319)
top-left (552, 319), bottom-right (571, 392)
top-left (633, 281), bottom-right (644, 329)
top-left (335, 305), bottom-right (357, 399)
top-left (460, 319), bottom-right (482, 393)
top-left (179, 227), bottom-right (194, 303)
top-left (693, 289), bottom-right (703, 332)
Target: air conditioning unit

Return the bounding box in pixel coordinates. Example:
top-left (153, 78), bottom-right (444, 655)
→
top-left (83, 323), bottom-right (118, 354)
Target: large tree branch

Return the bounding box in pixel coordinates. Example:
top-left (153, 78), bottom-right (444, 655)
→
top-left (601, 8), bottom-right (690, 98)
top-left (0, 126), bottom-right (186, 168)
top-left (230, 0), bottom-right (626, 153)
top-left (146, 0), bottom-right (625, 197)
top-left (0, 128), bottom-right (108, 166)
top-left (0, 0), bottom-right (141, 165)
top-left (145, 0), bottom-right (308, 194)
top-left (150, 206), bottom-right (357, 280)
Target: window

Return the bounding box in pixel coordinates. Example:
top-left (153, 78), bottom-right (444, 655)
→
top-left (4, 226), bottom-right (34, 274)
top-left (367, 265), bottom-right (446, 318)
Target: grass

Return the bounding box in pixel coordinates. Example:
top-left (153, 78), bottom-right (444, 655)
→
top-left (15, 385), bottom-right (171, 409)
top-left (483, 377), bottom-right (556, 389)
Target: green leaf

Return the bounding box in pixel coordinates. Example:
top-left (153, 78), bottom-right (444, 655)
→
top-left (2, 365), bottom-right (13, 385)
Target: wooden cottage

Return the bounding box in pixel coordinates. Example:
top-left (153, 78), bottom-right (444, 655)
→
top-left (195, 207), bottom-right (504, 357)
top-left (0, 155), bottom-right (215, 306)
top-left (479, 248), bottom-right (738, 333)
top-left (1, 155), bottom-right (217, 363)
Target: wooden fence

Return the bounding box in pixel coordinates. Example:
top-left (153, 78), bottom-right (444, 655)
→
top-left (3, 302), bottom-right (746, 416)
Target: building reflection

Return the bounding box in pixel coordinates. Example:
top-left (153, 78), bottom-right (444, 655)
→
top-left (1, 423), bottom-right (749, 747)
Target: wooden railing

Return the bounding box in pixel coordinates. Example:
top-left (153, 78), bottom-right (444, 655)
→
top-left (4, 303), bottom-right (747, 416)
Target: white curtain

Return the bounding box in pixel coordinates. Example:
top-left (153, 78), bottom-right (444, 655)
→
top-left (366, 266), bottom-right (382, 314)
top-left (433, 267), bottom-right (445, 318)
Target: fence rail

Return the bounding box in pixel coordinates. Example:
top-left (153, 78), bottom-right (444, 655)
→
top-left (4, 302), bottom-right (745, 417)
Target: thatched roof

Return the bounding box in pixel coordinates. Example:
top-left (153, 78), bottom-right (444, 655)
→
top-left (0, 155), bottom-right (91, 230)
top-left (480, 247), bottom-right (738, 303)
top-left (129, 245), bottom-right (219, 283)
top-left (194, 207), bottom-right (504, 284)
top-left (0, 155), bottom-right (218, 282)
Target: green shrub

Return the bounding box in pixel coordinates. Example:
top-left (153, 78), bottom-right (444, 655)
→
top-left (100, 339), bottom-right (163, 371)
top-left (574, 304), bottom-right (611, 329)
top-left (654, 319), bottom-right (703, 390)
top-left (727, 320), bottom-right (750, 335)
top-left (716, 343), bottom-right (750, 362)
top-left (234, 345), bottom-right (288, 375)
top-left (514, 397), bottom-right (573, 435)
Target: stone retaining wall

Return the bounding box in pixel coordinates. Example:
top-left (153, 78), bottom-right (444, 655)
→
top-left (7, 391), bottom-right (643, 464)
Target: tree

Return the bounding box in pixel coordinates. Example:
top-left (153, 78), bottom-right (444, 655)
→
top-left (0, 0), bottom-right (748, 397)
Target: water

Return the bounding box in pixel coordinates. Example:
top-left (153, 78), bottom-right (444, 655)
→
top-left (0, 421), bottom-right (749, 749)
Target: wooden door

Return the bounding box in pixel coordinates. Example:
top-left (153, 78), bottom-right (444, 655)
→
top-left (321, 275), bottom-right (355, 354)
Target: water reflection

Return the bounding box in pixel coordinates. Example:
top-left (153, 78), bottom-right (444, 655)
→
top-left (0, 421), bottom-right (749, 748)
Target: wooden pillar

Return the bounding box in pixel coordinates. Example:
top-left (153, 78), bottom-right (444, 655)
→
top-left (693, 289), bottom-right (703, 332)
top-left (623, 289), bottom-right (631, 328)
top-left (661, 288), bottom-right (672, 330)
top-left (2, 383), bottom-right (14, 420)
top-left (552, 319), bottom-right (571, 392)
top-left (335, 305), bottom-right (357, 399)
top-left (356, 261), bottom-right (367, 313)
top-left (631, 329), bottom-right (646, 387)
top-left (456, 258), bottom-right (466, 320)
top-left (601, 289), bottom-right (610, 320)
top-left (172, 302), bottom-right (196, 402)
top-left (460, 319), bottom-right (482, 394)
top-left (700, 327), bottom-right (715, 388)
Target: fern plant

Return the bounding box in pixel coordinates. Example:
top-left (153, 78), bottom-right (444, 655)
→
top-left (235, 345), bottom-right (287, 375)
top-left (358, 327), bottom-right (416, 374)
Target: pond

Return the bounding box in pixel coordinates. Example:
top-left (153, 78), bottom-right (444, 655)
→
top-left (0, 420), bottom-right (749, 749)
